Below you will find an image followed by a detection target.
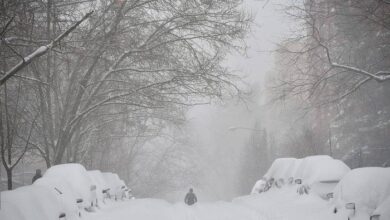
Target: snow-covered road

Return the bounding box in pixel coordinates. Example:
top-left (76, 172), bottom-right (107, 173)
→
top-left (85, 199), bottom-right (263, 220)
top-left (84, 188), bottom-right (337, 220)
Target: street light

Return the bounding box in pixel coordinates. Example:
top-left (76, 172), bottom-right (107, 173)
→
top-left (228, 126), bottom-right (263, 132)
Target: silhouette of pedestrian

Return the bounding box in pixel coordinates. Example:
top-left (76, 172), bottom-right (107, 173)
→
top-left (184, 188), bottom-right (197, 205)
top-left (32, 169), bottom-right (42, 183)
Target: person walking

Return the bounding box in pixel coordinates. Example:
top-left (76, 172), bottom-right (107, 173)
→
top-left (32, 169), bottom-right (42, 183)
top-left (184, 188), bottom-right (197, 206)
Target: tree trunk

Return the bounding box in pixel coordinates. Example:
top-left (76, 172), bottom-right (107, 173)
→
top-left (6, 168), bottom-right (12, 190)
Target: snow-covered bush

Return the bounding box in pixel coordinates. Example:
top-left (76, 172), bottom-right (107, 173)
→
top-left (43, 163), bottom-right (95, 209)
top-left (332, 167), bottom-right (390, 219)
top-left (0, 185), bottom-right (64, 220)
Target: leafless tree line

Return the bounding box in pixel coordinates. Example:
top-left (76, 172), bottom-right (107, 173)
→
top-left (0, 0), bottom-right (252, 190)
top-left (265, 0), bottom-right (390, 168)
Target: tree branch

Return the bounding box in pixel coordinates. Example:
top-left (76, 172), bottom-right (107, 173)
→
top-left (0, 11), bottom-right (93, 86)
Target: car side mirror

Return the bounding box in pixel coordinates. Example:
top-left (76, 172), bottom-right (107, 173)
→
top-left (326, 193), bottom-right (334, 199)
top-left (77, 198), bottom-right (83, 203)
top-left (370, 214), bottom-right (380, 220)
top-left (345, 203), bottom-right (355, 210)
top-left (59, 213), bottom-right (66, 219)
top-left (295, 179), bottom-right (302, 184)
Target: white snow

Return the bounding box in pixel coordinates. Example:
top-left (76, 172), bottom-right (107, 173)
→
top-left (295, 155), bottom-right (350, 184)
top-left (43, 163), bottom-right (95, 208)
top-left (235, 186), bottom-right (336, 220)
top-left (332, 167), bottom-right (390, 219)
top-left (33, 177), bottom-right (79, 220)
top-left (2, 159), bottom-right (389, 220)
top-left (87, 170), bottom-right (109, 205)
top-left (0, 185), bottom-right (63, 220)
top-left (373, 195), bottom-right (390, 219)
top-left (83, 198), bottom-right (264, 220)
top-left (253, 156), bottom-right (350, 198)
top-left (250, 178), bottom-right (267, 194)
top-left (102, 172), bottom-right (127, 200)
top-left (263, 157), bottom-right (302, 180)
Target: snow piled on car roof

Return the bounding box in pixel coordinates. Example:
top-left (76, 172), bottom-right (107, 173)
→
top-left (263, 155), bottom-right (350, 184)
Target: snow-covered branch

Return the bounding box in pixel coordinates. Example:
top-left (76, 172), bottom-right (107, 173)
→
top-left (0, 11), bottom-right (93, 86)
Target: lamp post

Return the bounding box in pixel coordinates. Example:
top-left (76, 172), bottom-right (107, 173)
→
top-left (228, 126), bottom-right (263, 132)
top-left (228, 126), bottom-right (272, 158)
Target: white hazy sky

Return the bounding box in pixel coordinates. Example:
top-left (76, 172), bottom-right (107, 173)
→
top-left (230, 0), bottom-right (291, 84)
top-left (184, 0), bottom-right (293, 200)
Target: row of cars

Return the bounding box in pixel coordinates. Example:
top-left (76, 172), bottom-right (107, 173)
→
top-left (251, 155), bottom-right (390, 220)
top-left (0, 163), bottom-right (132, 220)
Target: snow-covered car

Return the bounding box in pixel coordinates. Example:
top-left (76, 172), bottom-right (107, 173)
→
top-left (294, 155), bottom-right (350, 198)
top-left (371, 195), bottom-right (390, 220)
top-left (34, 177), bottom-right (79, 219)
top-left (252, 158), bottom-right (302, 193)
top-left (251, 178), bottom-right (268, 194)
top-left (43, 163), bottom-right (96, 210)
top-left (88, 170), bottom-right (110, 205)
top-left (263, 157), bottom-right (302, 181)
top-left (0, 185), bottom-right (66, 220)
top-left (251, 156), bottom-right (350, 197)
top-left (102, 172), bottom-right (127, 200)
top-left (332, 167), bottom-right (390, 220)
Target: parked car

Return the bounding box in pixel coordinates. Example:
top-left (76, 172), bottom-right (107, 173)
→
top-left (371, 195), bottom-right (390, 220)
top-left (102, 172), bottom-right (127, 200)
top-left (0, 185), bottom-right (66, 220)
top-left (332, 167), bottom-right (390, 220)
top-left (251, 155), bottom-right (350, 198)
top-left (43, 163), bottom-right (96, 211)
top-left (34, 177), bottom-right (79, 219)
top-left (88, 170), bottom-right (110, 205)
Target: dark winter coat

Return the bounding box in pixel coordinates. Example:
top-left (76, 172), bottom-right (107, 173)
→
top-left (32, 173), bottom-right (42, 183)
top-left (184, 192), bottom-right (197, 205)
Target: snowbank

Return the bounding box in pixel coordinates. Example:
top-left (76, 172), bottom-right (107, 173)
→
top-left (0, 185), bottom-right (64, 220)
top-left (44, 163), bottom-right (95, 208)
top-left (332, 167), bottom-right (390, 218)
top-left (236, 186), bottom-right (336, 220)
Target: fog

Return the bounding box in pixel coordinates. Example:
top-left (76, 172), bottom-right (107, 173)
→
top-left (1, 0), bottom-right (389, 208)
